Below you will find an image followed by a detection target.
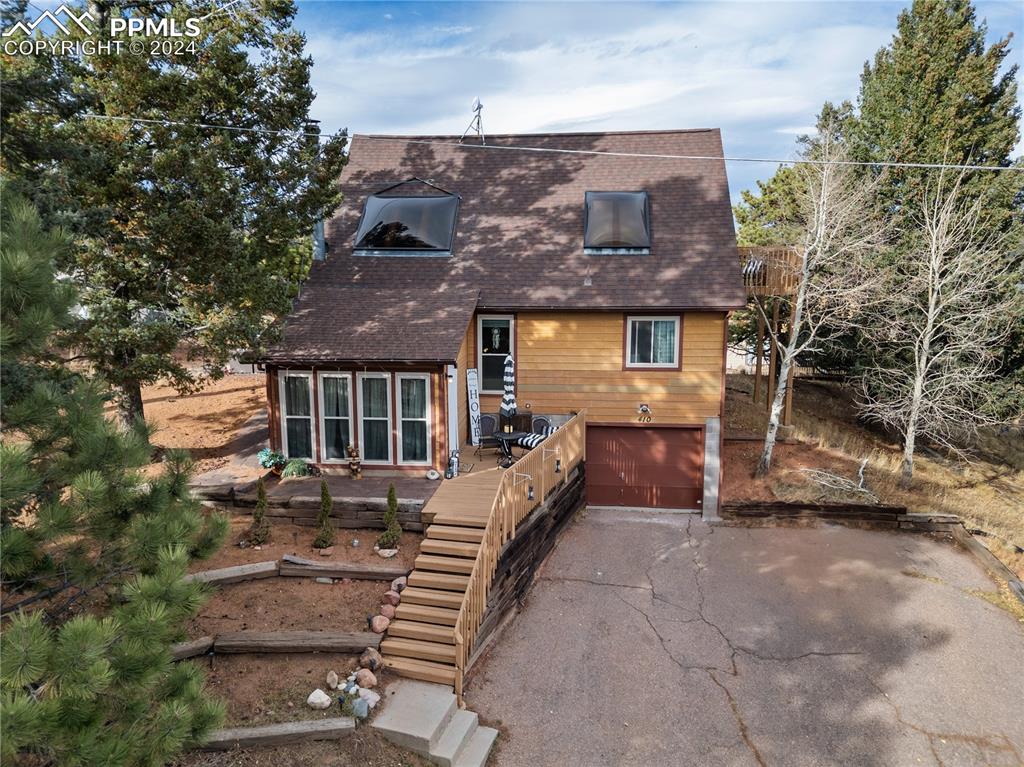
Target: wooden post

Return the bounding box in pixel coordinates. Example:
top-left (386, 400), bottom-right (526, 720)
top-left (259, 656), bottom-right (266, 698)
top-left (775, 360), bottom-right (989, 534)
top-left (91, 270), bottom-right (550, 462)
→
top-left (783, 298), bottom-right (797, 426)
top-left (766, 299), bottom-right (780, 413)
top-left (753, 298), bottom-right (765, 404)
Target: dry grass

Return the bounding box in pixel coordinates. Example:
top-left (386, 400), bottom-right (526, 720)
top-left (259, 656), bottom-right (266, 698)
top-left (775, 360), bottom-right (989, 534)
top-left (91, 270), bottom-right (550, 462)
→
top-left (726, 373), bottom-right (1024, 579)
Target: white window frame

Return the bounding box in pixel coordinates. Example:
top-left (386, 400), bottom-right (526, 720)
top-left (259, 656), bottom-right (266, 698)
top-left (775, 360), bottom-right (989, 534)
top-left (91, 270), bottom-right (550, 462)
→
top-left (356, 372), bottom-right (393, 465)
top-left (477, 314), bottom-right (515, 394)
top-left (396, 373), bottom-right (432, 466)
top-left (317, 372), bottom-right (353, 464)
top-left (278, 370), bottom-right (314, 459)
top-left (625, 316), bottom-right (680, 369)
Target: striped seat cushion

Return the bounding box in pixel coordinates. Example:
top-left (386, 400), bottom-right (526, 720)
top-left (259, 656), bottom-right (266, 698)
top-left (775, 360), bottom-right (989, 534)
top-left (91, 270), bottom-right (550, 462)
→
top-left (515, 425), bottom-right (557, 449)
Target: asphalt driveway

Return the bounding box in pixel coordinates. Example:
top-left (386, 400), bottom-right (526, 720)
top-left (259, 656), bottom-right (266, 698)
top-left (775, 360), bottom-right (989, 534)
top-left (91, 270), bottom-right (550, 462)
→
top-left (464, 509), bottom-right (1024, 767)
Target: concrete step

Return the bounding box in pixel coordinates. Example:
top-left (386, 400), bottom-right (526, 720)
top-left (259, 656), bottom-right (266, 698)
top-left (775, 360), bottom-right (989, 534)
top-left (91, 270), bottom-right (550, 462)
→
top-left (382, 656), bottom-right (457, 686)
top-left (401, 587), bottom-right (464, 609)
top-left (386, 619), bottom-right (455, 645)
top-left (408, 571), bottom-right (470, 592)
top-left (371, 679), bottom-right (456, 753)
top-left (396, 603), bottom-right (460, 627)
top-left (381, 636), bottom-right (457, 664)
top-left (429, 709), bottom-right (478, 767)
top-left (454, 726), bottom-right (499, 767)
top-left (426, 525), bottom-right (485, 543)
top-left (420, 539), bottom-right (480, 558)
top-left (415, 555), bottom-right (475, 575)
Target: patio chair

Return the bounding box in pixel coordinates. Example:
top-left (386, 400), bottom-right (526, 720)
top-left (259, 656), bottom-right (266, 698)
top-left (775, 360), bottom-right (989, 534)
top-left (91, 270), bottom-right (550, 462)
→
top-left (475, 413), bottom-right (502, 461)
top-left (516, 420), bottom-right (558, 450)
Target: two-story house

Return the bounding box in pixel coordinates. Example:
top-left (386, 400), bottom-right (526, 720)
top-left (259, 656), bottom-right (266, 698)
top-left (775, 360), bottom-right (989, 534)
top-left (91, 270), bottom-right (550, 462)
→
top-left (260, 129), bottom-right (745, 518)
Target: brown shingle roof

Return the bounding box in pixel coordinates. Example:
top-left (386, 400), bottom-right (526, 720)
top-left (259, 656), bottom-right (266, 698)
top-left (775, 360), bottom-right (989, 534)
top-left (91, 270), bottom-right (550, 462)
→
top-left (266, 129), bottom-right (744, 362)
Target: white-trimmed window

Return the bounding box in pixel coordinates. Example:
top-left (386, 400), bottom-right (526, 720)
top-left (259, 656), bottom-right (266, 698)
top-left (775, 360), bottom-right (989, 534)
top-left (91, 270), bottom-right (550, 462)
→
top-left (357, 373), bottom-right (392, 464)
top-left (397, 373), bottom-right (431, 465)
top-left (626, 316), bottom-right (680, 368)
top-left (478, 315), bottom-right (514, 393)
top-left (278, 371), bottom-right (314, 459)
top-left (318, 372), bottom-right (353, 462)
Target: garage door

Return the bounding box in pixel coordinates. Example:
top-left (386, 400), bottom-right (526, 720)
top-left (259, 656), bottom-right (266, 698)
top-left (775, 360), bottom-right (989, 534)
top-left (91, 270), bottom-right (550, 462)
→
top-left (586, 426), bottom-right (703, 510)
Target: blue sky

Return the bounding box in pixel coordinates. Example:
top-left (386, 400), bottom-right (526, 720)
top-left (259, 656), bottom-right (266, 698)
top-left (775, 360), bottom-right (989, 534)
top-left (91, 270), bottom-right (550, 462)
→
top-left (294, 0), bottom-right (1023, 203)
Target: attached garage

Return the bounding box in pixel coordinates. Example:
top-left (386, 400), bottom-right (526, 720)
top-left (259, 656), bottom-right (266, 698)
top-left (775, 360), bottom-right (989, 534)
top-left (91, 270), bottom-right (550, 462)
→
top-left (585, 426), bottom-right (704, 510)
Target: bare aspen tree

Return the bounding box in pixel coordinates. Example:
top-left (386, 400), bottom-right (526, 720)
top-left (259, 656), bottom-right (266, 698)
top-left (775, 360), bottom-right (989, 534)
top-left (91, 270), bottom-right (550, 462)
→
top-left (756, 134), bottom-right (885, 476)
top-left (859, 169), bottom-right (1020, 487)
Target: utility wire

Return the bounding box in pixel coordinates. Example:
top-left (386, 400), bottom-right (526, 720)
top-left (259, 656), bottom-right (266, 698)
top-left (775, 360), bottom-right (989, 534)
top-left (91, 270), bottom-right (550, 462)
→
top-left (32, 112), bottom-right (1023, 172)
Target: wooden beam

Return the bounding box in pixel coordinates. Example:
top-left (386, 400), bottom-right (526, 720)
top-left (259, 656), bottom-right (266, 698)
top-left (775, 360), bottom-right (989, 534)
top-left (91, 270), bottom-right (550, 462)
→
top-left (171, 636), bottom-right (214, 661)
top-left (182, 561), bottom-right (279, 587)
top-left (200, 718), bottom-right (355, 750)
top-left (214, 630), bottom-right (381, 654)
top-left (278, 557), bottom-right (408, 581)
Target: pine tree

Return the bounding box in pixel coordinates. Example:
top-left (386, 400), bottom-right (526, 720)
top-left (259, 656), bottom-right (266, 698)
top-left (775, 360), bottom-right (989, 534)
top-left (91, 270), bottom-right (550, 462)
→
top-left (377, 483), bottom-right (403, 550)
top-left (249, 477), bottom-right (271, 546)
top-left (2, 0), bottom-right (348, 426)
top-left (0, 190), bottom-right (228, 765)
top-left (313, 480), bottom-right (335, 549)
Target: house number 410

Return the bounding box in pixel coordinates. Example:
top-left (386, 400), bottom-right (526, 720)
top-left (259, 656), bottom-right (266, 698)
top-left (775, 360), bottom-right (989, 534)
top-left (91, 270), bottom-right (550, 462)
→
top-left (637, 414), bottom-right (652, 423)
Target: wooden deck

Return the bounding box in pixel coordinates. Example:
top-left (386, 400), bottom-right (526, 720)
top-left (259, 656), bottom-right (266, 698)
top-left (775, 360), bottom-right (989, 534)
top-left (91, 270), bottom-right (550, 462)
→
top-left (422, 467), bottom-right (505, 527)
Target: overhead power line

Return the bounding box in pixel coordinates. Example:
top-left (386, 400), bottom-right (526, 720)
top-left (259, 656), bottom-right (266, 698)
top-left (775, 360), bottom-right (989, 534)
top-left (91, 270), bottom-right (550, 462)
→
top-left (30, 112), bottom-right (1023, 172)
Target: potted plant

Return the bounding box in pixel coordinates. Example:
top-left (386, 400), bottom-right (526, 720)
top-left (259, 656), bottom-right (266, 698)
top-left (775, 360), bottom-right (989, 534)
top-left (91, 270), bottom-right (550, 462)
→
top-left (257, 448), bottom-right (287, 476)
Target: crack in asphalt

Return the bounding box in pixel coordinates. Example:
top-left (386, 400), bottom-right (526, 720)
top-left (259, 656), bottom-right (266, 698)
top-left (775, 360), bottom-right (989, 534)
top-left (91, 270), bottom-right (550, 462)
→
top-left (866, 676), bottom-right (1023, 767)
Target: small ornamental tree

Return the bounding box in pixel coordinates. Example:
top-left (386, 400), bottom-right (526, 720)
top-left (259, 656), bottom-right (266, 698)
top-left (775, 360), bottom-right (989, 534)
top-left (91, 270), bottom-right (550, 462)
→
top-left (377, 483), bottom-right (403, 550)
top-left (249, 477), bottom-right (271, 546)
top-left (313, 480), bottom-right (335, 549)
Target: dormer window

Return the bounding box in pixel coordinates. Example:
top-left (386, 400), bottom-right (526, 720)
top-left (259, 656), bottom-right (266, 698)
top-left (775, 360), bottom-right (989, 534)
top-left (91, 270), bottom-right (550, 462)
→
top-left (584, 191), bottom-right (651, 254)
top-left (354, 181), bottom-right (459, 255)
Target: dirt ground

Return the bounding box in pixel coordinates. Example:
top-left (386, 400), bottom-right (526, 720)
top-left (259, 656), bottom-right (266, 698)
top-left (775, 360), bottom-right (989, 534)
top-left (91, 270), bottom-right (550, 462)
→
top-left (197, 517), bottom-right (422, 573)
top-left (724, 374), bottom-right (1024, 578)
top-left (137, 374), bottom-right (266, 476)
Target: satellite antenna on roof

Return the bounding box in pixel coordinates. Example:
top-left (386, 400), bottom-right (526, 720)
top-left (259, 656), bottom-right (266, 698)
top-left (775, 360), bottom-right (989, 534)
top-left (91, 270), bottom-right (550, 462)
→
top-left (460, 97), bottom-right (485, 145)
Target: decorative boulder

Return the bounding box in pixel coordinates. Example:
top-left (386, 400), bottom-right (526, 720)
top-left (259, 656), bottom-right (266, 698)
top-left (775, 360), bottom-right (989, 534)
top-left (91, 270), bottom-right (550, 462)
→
top-left (390, 576), bottom-right (408, 593)
top-left (360, 647), bottom-right (383, 671)
top-left (358, 687), bottom-right (381, 709)
top-left (326, 670), bottom-right (339, 690)
top-left (351, 697), bottom-right (370, 719)
top-left (354, 668), bottom-right (378, 688)
top-left (306, 689), bottom-right (332, 710)
top-left (382, 590), bottom-right (401, 607)
top-left (377, 548), bottom-right (398, 559)
top-left (370, 615), bottom-right (390, 633)
top-left (380, 604), bottom-right (396, 619)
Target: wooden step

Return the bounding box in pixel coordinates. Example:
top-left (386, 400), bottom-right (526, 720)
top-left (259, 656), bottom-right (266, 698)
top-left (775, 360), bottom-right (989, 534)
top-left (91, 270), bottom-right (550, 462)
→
top-left (420, 539), bottom-right (480, 558)
top-left (429, 513), bottom-right (489, 529)
top-left (426, 525), bottom-right (485, 543)
top-left (386, 619), bottom-right (455, 645)
top-left (395, 603), bottom-right (459, 627)
top-left (400, 587), bottom-right (463, 609)
top-left (381, 637), bottom-right (457, 664)
top-left (415, 554), bottom-right (475, 575)
top-left (407, 571), bottom-right (469, 592)
top-left (383, 656), bottom-right (456, 686)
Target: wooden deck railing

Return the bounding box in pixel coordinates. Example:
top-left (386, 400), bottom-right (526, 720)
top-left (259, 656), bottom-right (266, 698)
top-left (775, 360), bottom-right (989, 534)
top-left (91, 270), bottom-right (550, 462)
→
top-left (452, 411), bottom-right (586, 700)
top-left (737, 245), bottom-right (802, 297)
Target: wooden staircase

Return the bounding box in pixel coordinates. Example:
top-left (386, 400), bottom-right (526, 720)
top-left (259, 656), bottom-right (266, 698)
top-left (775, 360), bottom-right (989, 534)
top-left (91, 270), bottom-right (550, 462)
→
top-left (382, 469), bottom-right (502, 687)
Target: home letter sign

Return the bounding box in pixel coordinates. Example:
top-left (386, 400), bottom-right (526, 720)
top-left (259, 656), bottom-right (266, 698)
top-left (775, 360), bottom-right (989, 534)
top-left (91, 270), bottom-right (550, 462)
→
top-left (467, 369), bottom-right (482, 446)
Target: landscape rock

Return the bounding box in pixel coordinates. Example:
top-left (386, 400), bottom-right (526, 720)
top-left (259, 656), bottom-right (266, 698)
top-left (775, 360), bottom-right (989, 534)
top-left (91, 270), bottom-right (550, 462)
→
top-left (306, 689), bottom-right (332, 710)
top-left (326, 670), bottom-right (339, 690)
top-left (358, 687), bottom-right (381, 709)
top-left (318, 546), bottom-right (335, 557)
top-left (354, 669), bottom-right (377, 688)
top-left (390, 576), bottom-right (408, 592)
top-left (379, 604), bottom-right (396, 619)
top-left (359, 647), bottom-right (383, 671)
top-left (351, 697), bottom-right (370, 719)
top-left (377, 548), bottom-right (398, 559)
top-left (382, 590), bottom-right (401, 606)
top-left (370, 615), bottom-right (390, 633)
top-left (315, 577), bottom-right (334, 585)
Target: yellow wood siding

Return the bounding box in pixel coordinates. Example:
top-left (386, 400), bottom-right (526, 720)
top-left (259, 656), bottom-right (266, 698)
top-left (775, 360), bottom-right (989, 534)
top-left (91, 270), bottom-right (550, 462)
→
top-left (466, 312), bottom-right (726, 426)
top-left (456, 330), bottom-right (471, 447)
